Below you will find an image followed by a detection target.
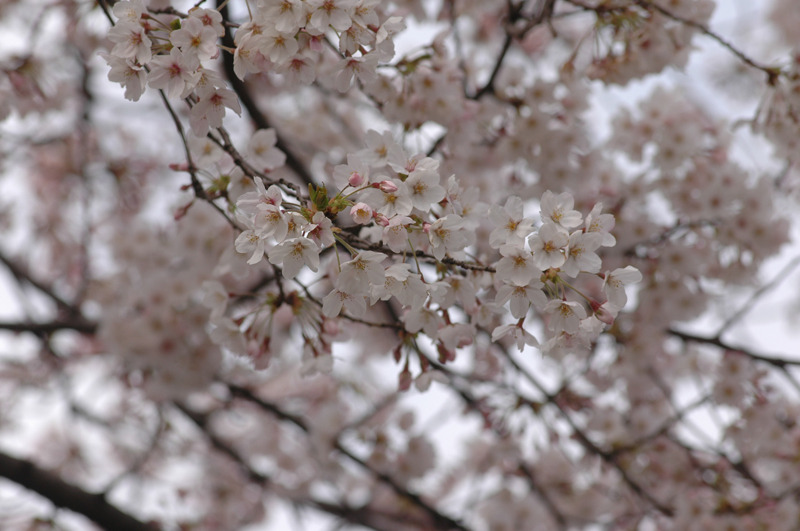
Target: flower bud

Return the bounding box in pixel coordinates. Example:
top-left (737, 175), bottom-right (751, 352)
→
top-left (350, 202), bottom-right (373, 224)
top-left (437, 343), bottom-right (455, 363)
top-left (348, 172), bottom-right (365, 187)
top-left (590, 300), bottom-right (615, 326)
top-left (375, 180), bottom-right (398, 193)
top-left (398, 368), bottom-right (412, 391)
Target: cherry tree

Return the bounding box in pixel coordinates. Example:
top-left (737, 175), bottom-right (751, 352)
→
top-left (1, 0), bottom-right (799, 529)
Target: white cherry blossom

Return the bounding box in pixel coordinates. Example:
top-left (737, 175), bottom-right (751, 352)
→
top-left (496, 282), bottom-right (547, 319)
top-left (428, 215), bottom-right (469, 261)
top-left (108, 20), bottom-right (152, 64)
top-left (256, 28), bottom-right (299, 64)
top-left (307, 0), bottom-right (355, 33)
top-left (261, 0), bottom-right (306, 33)
top-left (544, 299), bottom-right (587, 335)
top-left (381, 216), bottom-right (412, 253)
top-left (585, 202), bottom-right (617, 246)
top-left (235, 229), bottom-right (269, 265)
top-left (268, 237), bottom-right (320, 278)
top-left (405, 167), bottom-right (446, 211)
top-left (603, 266), bottom-right (643, 309)
top-left (171, 17), bottom-right (219, 62)
top-left (361, 180), bottom-right (412, 217)
top-left (562, 231), bottom-right (603, 277)
top-left (540, 190), bottom-right (583, 229)
top-left (248, 129), bottom-right (286, 170)
top-left (147, 48), bottom-right (201, 99)
top-left (308, 211), bottom-right (335, 248)
top-left (322, 289), bottom-right (366, 318)
top-left (403, 308), bottom-right (444, 338)
top-left (189, 86), bottom-right (242, 136)
top-left (336, 251), bottom-right (386, 295)
top-left (489, 195), bottom-right (535, 248)
top-left (101, 53), bottom-right (146, 101)
top-left (350, 202), bottom-right (373, 224)
top-left (491, 323), bottom-right (539, 351)
top-left (495, 243), bottom-right (538, 286)
top-left (529, 222), bottom-right (568, 270)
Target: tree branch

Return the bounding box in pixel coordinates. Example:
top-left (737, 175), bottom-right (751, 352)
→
top-left (0, 450), bottom-right (155, 531)
top-left (226, 383), bottom-right (470, 530)
top-left (0, 251), bottom-right (78, 315)
top-left (0, 320), bottom-right (97, 336)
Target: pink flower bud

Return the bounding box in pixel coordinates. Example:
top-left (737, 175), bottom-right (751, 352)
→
top-left (322, 318), bottom-right (340, 336)
top-left (375, 180), bottom-right (398, 193)
top-left (437, 343), bottom-right (455, 363)
top-left (375, 213), bottom-right (390, 227)
top-left (350, 202), bottom-right (373, 225)
top-left (392, 345), bottom-right (403, 363)
top-left (173, 201), bottom-right (193, 220)
top-left (590, 300), bottom-right (615, 326)
top-left (348, 172), bottom-right (365, 187)
top-left (398, 369), bottom-right (412, 391)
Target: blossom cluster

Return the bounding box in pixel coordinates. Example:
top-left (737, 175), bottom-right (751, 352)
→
top-left (102, 0), bottom-right (402, 133)
top-left (219, 129), bottom-right (641, 381)
top-left (103, 0), bottom-right (240, 136)
top-left (97, 204), bottom-right (231, 400)
top-left (586, 0), bottom-right (715, 85)
top-left (70, 0), bottom-right (800, 529)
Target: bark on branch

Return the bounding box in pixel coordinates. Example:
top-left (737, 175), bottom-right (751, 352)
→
top-left (0, 450), bottom-right (155, 531)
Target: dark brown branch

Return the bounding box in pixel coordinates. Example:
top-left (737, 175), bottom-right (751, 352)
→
top-left (155, 90), bottom-right (240, 229)
top-left (0, 251), bottom-right (77, 315)
top-left (473, 33), bottom-right (514, 99)
top-left (717, 255), bottom-right (800, 336)
top-left (0, 320), bottom-right (97, 336)
top-left (563, 0), bottom-right (781, 84)
top-left (0, 450), bottom-right (155, 531)
top-left (175, 401), bottom-right (422, 531)
top-left (473, 0), bottom-right (557, 99)
top-left (225, 383), bottom-right (470, 530)
top-left (446, 376), bottom-right (568, 528)
top-left (668, 329), bottom-right (800, 369)
top-left (500, 348), bottom-right (674, 516)
top-left (337, 231), bottom-right (496, 273)
top-left (633, 0), bottom-right (781, 84)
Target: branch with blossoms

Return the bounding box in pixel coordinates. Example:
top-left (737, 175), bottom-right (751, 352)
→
top-left (6, 0), bottom-right (800, 529)
top-left (100, 0), bottom-right (644, 371)
top-left (188, 384), bottom-right (470, 530)
top-left (173, 402), bottom-right (410, 531)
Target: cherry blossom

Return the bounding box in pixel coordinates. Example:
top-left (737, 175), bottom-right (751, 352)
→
top-left (494, 243), bottom-right (538, 286)
top-left (247, 129), bottom-right (286, 171)
top-left (336, 251), bottom-right (386, 295)
top-left (107, 20), bottom-right (152, 64)
top-left (147, 48), bottom-right (201, 99)
top-left (489, 195), bottom-right (534, 248)
top-left (268, 237), bottom-right (320, 278)
top-left (8, 1), bottom-right (800, 530)
top-left (427, 215), bottom-right (469, 260)
top-left (171, 17), bottom-right (220, 62)
top-left (603, 266), bottom-right (644, 309)
top-left (307, 0), bottom-right (355, 33)
top-left (529, 221), bottom-right (568, 270)
top-left (100, 53), bottom-right (146, 101)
